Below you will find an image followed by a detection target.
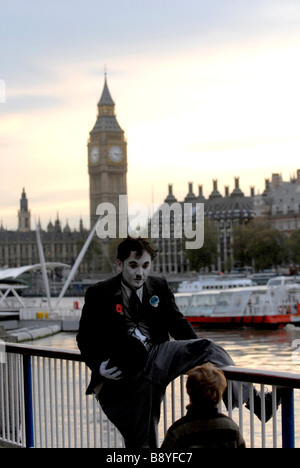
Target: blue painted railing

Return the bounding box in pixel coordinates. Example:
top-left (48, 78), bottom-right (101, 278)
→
top-left (281, 388), bottom-right (295, 448)
top-left (23, 354), bottom-right (34, 449)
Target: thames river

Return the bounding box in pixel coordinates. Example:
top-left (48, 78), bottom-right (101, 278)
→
top-left (32, 325), bottom-right (300, 373)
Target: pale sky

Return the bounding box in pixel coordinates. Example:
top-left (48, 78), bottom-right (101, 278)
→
top-left (1, 0), bottom-right (300, 230)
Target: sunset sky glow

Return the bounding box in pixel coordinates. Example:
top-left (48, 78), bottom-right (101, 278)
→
top-left (1, 0), bottom-right (300, 230)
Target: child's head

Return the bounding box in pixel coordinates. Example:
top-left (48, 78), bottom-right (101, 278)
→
top-left (186, 362), bottom-right (227, 408)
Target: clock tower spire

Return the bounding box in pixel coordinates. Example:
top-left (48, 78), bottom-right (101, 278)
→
top-left (88, 74), bottom-right (127, 229)
top-left (18, 188), bottom-right (31, 232)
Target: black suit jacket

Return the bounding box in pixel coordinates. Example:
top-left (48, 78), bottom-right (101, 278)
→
top-left (76, 274), bottom-right (197, 394)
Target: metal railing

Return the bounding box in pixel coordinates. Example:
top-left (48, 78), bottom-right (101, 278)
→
top-left (1, 342), bottom-right (300, 448)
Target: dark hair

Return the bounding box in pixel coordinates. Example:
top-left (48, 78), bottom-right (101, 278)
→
top-left (117, 236), bottom-right (158, 262)
top-left (186, 363), bottom-right (227, 407)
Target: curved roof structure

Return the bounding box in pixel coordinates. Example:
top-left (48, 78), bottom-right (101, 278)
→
top-left (205, 195), bottom-right (254, 221)
top-left (0, 263), bottom-right (70, 281)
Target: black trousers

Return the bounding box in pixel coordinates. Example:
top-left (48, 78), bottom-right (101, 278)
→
top-left (98, 338), bottom-right (248, 448)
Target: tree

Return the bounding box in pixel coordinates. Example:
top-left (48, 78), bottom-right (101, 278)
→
top-left (288, 229), bottom-right (300, 265)
top-left (232, 224), bottom-right (253, 267)
top-left (233, 221), bottom-right (288, 271)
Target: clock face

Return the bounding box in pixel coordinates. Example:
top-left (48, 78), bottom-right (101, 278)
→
top-left (108, 145), bottom-right (123, 163)
top-left (90, 146), bottom-right (99, 164)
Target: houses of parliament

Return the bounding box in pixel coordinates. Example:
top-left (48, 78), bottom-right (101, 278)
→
top-left (1, 76), bottom-right (300, 277)
top-left (0, 76), bottom-right (128, 276)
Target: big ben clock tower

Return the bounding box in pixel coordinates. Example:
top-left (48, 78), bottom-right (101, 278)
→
top-left (88, 74), bottom-right (127, 229)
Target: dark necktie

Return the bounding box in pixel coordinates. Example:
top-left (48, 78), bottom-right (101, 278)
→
top-left (129, 290), bottom-right (142, 322)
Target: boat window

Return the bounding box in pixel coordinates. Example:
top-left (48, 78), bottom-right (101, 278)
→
top-left (190, 294), bottom-right (219, 308)
top-left (269, 279), bottom-right (281, 286)
top-left (175, 296), bottom-right (190, 308)
top-left (215, 292), bottom-right (233, 312)
top-left (253, 291), bottom-right (267, 304)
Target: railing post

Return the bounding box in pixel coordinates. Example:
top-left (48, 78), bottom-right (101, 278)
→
top-left (23, 354), bottom-right (34, 448)
top-left (281, 388), bottom-right (295, 449)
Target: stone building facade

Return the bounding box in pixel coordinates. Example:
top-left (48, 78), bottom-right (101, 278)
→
top-left (0, 189), bottom-right (94, 273)
top-left (254, 169), bottom-right (300, 235)
top-left (151, 169), bottom-right (300, 274)
top-left (151, 177), bottom-right (253, 274)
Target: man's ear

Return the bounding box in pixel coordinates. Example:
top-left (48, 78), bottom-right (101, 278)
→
top-left (116, 259), bottom-right (123, 271)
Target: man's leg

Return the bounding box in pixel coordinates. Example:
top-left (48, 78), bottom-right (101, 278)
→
top-left (97, 338), bottom-right (274, 447)
top-left (96, 341), bottom-right (225, 448)
top-left (146, 339), bottom-right (249, 408)
top-left (98, 372), bottom-right (160, 448)
top-left (147, 338), bottom-right (280, 421)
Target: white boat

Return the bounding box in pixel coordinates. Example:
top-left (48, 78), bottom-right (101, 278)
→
top-left (177, 275), bottom-right (254, 293)
top-left (175, 281), bottom-right (300, 329)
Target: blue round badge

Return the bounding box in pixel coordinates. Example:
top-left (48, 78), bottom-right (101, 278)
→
top-left (150, 295), bottom-right (159, 307)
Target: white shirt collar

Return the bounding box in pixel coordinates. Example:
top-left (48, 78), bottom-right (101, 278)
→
top-left (121, 280), bottom-right (143, 302)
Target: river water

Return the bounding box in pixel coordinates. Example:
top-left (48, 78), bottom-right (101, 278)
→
top-left (27, 294), bottom-right (300, 372)
top-left (32, 325), bottom-right (300, 373)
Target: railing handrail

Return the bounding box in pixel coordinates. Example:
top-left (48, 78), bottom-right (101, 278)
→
top-left (222, 366), bottom-right (300, 389)
top-left (4, 341), bottom-right (300, 388)
top-left (2, 341), bottom-right (300, 448)
top-left (4, 342), bottom-right (82, 362)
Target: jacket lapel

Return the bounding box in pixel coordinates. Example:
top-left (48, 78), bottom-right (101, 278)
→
top-left (108, 274), bottom-right (161, 318)
top-left (109, 274), bottom-right (125, 318)
top-left (142, 278), bottom-right (160, 316)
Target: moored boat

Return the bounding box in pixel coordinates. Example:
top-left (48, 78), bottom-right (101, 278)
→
top-left (177, 275), bottom-right (254, 293)
top-left (175, 282), bottom-right (300, 329)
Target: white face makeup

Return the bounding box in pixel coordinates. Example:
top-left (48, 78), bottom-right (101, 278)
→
top-left (118, 251), bottom-right (152, 290)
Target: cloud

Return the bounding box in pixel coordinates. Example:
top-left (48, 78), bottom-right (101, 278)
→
top-left (2, 0), bottom-right (300, 230)
top-left (4, 94), bottom-right (64, 114)
top-left (184, 136), bottom-right (299, 153)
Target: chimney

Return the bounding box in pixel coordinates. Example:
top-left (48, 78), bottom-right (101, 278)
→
top-left (164, 184), bottom-right (177, 204)
top-left (197, 185), bottom-right (205, 201)
top-left (250, 186), bottom-right (255, 197)
top-left (262, 178), bottom-right (271, 197)
top-left (272, 173), bottom-right (280, 188)
top-left (231, 177), bottom-right (244, 197)
top-left (209, 179), bottom-right (222, 199)
top-left (184, 182), bottom-right (196, 202)
top-left (225, 186), bottom-right (229, 197)
top-left (297, 169), bottom-right (300, 185)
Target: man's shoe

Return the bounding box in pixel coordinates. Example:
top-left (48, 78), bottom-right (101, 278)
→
top-left (245, 387), bottom-right (282, 422)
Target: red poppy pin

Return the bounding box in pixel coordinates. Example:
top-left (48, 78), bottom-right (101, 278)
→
top-left (116, 304), bottom-right (124, 315)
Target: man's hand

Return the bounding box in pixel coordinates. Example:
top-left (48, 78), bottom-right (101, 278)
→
top-left (99, 359), bottom-right (123, 380)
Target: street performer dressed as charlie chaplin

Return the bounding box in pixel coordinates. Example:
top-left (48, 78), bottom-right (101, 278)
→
top-left (77, 236), bottom-right (279, 448)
